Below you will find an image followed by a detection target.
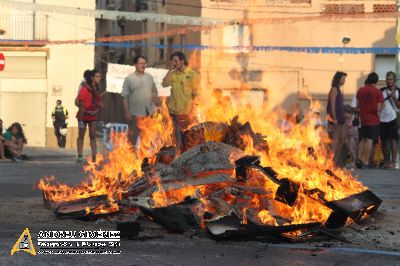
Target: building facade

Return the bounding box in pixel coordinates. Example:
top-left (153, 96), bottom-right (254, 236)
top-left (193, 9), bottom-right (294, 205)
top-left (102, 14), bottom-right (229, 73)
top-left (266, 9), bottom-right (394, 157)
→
top-left (0, 1), bottom-right (96, 148)
top-left (197, 0), bottom-right (397, 111)
top-left (97, 0), bottom-right (397, 116)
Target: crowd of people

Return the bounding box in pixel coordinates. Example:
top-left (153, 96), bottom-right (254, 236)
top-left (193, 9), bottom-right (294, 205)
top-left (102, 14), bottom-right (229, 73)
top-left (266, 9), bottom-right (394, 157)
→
top-left (3, 51), bottom-right (399, 169)
top-left (327, 71), bottom-right (400, 169)
top-left (73, 51), bottom-right (199, 163)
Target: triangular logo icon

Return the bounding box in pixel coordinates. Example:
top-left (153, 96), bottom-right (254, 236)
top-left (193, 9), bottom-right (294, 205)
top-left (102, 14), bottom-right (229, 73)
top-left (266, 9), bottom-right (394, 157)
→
top-left (10, 228), bottom-right (36, 256)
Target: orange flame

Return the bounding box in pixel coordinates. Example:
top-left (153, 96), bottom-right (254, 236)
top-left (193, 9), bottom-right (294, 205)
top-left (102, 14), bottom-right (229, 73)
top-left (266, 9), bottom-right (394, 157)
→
top-left (38, 52), bottom-right (367, 226)
top-left (38, 132), bottom-right (142, 214)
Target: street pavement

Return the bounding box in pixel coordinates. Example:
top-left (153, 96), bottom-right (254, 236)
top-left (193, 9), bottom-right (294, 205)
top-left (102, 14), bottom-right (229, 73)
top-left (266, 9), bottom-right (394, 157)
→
top-left (1, 147), bottom-right (400, 265)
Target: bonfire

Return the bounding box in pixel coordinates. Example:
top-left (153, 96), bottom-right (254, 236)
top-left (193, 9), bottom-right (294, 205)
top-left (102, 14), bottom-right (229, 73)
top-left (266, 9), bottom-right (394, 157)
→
top-left (38, 91), bottom-right (381, 241)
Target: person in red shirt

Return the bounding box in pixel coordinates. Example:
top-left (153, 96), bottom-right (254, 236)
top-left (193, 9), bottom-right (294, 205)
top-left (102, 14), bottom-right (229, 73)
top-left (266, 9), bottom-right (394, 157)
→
top-left (76, 69), bottom-right (103, 162)
top-left (356, 72), bottom-right (384, 168)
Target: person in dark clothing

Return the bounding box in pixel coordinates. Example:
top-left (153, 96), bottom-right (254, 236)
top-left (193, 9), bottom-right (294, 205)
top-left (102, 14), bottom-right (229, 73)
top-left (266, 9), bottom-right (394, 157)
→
top-left (51, 100), bottom-right (69, 148)
top-left (327, 71), bottom-right (347, 167)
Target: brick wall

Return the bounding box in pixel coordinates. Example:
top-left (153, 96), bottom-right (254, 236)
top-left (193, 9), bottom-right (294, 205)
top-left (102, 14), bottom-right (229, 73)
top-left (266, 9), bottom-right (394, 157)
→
top-left (322, 4), bottom-right (364, 14)
top-left (373, 4), bottom-right (397, 13)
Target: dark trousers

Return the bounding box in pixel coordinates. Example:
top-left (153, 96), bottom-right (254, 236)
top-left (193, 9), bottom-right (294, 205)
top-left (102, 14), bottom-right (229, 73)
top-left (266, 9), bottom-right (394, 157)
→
top-left (170, 114), bottom-right (194, 153)
top-left (128, 117), bottom-right (140, 147)
top-left (54, 122), bottom-right (66, 148)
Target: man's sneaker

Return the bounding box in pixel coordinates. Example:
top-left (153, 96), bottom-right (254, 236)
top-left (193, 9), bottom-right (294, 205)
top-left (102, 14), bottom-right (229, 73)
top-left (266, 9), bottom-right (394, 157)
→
top-left (76, 156), bottom-right (84, 163)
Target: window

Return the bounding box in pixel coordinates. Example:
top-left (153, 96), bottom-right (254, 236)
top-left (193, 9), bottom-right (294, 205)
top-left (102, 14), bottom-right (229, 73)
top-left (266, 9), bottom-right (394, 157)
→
top-left (223, 24), bottom-right (251, 53)
top-left (374, 54), bottom-right (395, 80)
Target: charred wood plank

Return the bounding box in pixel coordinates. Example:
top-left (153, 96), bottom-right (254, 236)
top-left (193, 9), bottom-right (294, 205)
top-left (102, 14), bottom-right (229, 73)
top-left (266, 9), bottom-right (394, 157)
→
top-left (140, 201), bottom-right (200, 233)
top-left (54, 195), bottom-right (117, 220)
top-left (324, 190), bottom-right (382, 228)
top-left (224, 116), bottom-right (269, 153)
top-left (45, 194), bottom-right (108, 210)
top-left (299, 227), bottom-right (351, 244)
top-left (117, 222), bottom-right (140, 238)
top-left (205, 213), bottom-right (321, 241)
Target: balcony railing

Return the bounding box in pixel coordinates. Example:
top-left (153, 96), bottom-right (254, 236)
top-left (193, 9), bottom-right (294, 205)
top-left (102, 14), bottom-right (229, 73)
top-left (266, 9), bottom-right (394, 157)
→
top-left (0, 14), bottom-right (48, 41)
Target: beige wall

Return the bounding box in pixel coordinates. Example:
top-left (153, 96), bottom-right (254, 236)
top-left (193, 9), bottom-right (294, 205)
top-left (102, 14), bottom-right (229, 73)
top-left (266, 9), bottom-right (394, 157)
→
top-left (0, 0), bottom-right (95, 148)
top-left (197, 0), bottom-right (396, 113)
top-left (0, 50), bottom-right (48, 146)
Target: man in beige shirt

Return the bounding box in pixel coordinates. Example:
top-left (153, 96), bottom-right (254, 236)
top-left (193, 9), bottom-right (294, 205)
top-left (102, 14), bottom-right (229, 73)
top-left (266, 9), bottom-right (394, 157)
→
top-left (122, 55), bottom-right (160, 146)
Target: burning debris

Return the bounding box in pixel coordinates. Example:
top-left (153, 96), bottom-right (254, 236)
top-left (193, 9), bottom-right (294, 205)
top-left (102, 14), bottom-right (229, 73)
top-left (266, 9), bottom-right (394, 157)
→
top-left (38, 106), bottom-right (382, 242)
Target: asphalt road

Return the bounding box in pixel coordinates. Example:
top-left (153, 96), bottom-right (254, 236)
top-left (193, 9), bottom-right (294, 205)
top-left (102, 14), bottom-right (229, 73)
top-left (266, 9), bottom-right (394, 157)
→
top-left (1, 147), bottom-right (400, 265)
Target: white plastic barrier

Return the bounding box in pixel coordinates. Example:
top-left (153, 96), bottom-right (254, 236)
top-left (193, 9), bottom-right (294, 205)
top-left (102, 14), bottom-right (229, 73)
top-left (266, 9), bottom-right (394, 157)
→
top-left (102, 123), bottom-right (129, 151)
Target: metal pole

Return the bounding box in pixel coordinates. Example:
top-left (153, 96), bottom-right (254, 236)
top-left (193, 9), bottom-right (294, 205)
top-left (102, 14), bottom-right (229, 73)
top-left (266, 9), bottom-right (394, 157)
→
top-left (32, 0), bottom-right (36, 40)
top-left (396, 0), bottom-right (400, 86)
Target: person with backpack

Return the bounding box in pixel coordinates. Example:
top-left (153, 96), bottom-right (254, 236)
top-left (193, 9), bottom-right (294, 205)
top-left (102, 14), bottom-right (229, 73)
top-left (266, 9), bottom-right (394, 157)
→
top-left (51, 100), bottom-right (69, 148)
top-left (379, 71), bottom-right (400, 169)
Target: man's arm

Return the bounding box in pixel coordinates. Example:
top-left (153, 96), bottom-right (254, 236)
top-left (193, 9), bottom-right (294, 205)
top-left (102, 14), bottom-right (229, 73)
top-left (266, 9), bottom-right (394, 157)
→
top-left (328, 87), bottom-right (338, 124)
top-left (377, 102), bottom-right (383, 113)
top-left (121, 77), bottom-right (132, 121)
top-left (77, 101), bottom-right (85, 122)
top-left (151, 79), bottom-right (161, 106)
top-left (162, 69), bottom-right (173, 87)
top-left (122, 98), bottom-right (132, 122)
top-left (393, 89), bottom-right (400, 108)
top-left (377, 90), bottom-right (384, 113)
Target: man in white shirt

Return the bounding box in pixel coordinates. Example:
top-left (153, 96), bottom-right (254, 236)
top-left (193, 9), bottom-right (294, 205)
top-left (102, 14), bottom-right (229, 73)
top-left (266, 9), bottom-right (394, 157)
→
top-left (121, 55), bottom-right (161, 147)
top-left (379, 71), bottom-right (400, 169)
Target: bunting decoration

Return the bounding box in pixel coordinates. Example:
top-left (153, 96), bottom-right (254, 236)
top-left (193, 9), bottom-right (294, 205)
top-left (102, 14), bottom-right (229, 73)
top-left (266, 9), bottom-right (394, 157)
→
top-left (2, 38), bottom-right (400, 55)
top-left (96, 25), bottom-right (222, 43)
top-left (87, 42), bottom-right (400, 55)
top-left (0, 0), bottom-right (223, 26)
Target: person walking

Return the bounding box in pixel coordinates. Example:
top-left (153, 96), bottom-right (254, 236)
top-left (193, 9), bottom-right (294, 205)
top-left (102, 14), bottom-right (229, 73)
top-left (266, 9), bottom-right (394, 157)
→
top-left (327, 71), bottom-right (347, 167)
top-left (162, 51), bottom-right (200, 152)
top-left (379, 71), bottom-right (400, 169)
top-left (356, 72), bottom-right (384, 168)
top-left (51, 99), bottom-right (69, 148)
top-left (121, 55), bottom-right (160, 148)
top-left (76, 69), bottom-right (103, 163)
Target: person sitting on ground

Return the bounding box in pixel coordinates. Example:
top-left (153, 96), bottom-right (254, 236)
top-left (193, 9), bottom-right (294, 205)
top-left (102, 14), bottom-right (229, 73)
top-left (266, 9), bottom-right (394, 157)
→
top-left (2, 122), bottom-right (27, 161)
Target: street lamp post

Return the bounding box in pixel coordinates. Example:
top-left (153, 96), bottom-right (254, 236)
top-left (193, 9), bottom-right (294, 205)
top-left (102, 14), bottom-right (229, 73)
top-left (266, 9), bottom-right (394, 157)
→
top-left (339, 36), bottom-right (351, 68)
